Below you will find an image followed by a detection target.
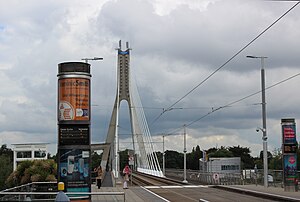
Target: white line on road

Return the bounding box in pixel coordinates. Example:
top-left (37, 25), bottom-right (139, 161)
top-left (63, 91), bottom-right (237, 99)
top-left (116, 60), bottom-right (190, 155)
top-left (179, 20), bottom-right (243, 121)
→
top-left (141, 186), bottom-right (170, 202)
top-left (199, 199), bottom-right (210, 202)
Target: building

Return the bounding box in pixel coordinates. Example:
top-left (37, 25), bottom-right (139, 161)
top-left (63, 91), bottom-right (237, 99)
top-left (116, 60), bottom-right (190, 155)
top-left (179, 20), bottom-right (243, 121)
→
top-left (206, 157), bottom-right (241, 173)
top-left (12, 143), bottom-right (48, 170)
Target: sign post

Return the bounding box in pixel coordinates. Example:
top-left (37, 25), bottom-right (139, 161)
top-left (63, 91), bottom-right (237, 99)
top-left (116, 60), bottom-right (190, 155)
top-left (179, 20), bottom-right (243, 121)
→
top-left (282, 118), bottom-right (298, 192)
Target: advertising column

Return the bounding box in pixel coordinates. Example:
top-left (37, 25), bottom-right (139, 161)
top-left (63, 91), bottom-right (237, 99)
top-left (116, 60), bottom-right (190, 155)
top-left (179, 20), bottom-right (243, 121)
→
top-left (281, 118), bottom-right (298, 192)
top-left (57, 62), bottom-right (91, 200)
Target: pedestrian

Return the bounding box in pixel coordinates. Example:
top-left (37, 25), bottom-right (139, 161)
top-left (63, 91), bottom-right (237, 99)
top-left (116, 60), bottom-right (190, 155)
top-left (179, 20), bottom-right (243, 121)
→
top-left (94, 165), bottom-right (103, 189)
top-left (122, 165), bottom-right (131, 189)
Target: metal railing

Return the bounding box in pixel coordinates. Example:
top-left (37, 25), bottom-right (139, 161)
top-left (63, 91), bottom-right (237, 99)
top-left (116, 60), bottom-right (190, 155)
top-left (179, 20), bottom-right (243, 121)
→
top-left (0, 192), bottom-right (126, 202)
top-left (0, 182), bottom-right (57, 201)
top-left (0, 182), bottom-right (125, 201)
top-left (165, 169), bottom-right (300, 187)
top-left (166, 169), bottom-right (242, 185)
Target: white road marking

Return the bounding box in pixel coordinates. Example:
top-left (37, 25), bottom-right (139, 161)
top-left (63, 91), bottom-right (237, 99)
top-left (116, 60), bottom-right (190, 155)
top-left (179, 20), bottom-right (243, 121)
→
top-left (199, 199), bottom-right (210, 202)
top-left (141, 186), bottom-right (170, 202)
top-left (144, 185), bottom-right (209, 189)
top-left (160, 185), bottom-right (183, 189)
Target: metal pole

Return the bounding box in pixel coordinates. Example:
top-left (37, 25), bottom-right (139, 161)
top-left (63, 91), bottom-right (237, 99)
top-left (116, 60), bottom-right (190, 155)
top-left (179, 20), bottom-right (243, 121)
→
top-left (183, 125), bottom-right (188, 183)
top-left (261, 57), bottom-right (268, 188)
top-left (163, 135), bottom-right (165, 176)
top-left (115, 55), bottom-right (120, 179)
top-left (247, 55), bottom-right (268, 188)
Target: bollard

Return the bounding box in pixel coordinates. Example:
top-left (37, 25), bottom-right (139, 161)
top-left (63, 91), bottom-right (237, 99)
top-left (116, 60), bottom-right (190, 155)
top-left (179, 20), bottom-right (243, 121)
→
top-left (55, 182), bottom-right (70, 202)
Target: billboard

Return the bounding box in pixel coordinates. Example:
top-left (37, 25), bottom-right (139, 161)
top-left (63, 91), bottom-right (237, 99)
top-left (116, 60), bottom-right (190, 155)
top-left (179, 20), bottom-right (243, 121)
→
top-left (58, 78), bottom-right (90, 121)
top-left (281, 118), bottom-right (298, 191)
top-left (58, 148), bottom-right (90, 194)
top-left (57, 62), bottom-right (92, 199)
top-left (282, 124), bottom-right (296, 144)
top-left (283, 154), bottom-right (297, 184)
top-left (59, 125), bottom-right (89, 145)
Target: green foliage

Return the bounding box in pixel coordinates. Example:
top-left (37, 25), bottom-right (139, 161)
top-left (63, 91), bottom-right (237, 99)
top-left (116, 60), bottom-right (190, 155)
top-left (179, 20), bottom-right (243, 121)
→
top-left (116, 145), bottom-right (287, 172)
top-left (5, 159), bottom-right (57, 188)
top-left (228, 145), bottom-right (255, 169)
top-left (0, 154), bottom-right (13, 190)
top-left (119, 149), bottom-right (129, 170)
top-left (91, 151), bottom-right (102, 171)
top-left (208, 146), bottom-right (234, 158)
top-left (48, 153), bottom-right (57, 163)
top-left (187, 145), bottom-right (203, 170)
top-left (269, 148), bottom-right (282, 170)
top-left (0, 144), bottom-right (13, 159)
top-left (165, 150), bottom-right (183, 169)
top-left (155, 151), bottom-right (163, 168)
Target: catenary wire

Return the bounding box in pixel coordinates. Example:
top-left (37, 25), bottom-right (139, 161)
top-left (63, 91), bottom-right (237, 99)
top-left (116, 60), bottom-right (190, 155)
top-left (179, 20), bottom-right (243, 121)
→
top-left (165, 71), bottom-right (300, 135)
top-left (150, 1), bottom-right (300, 127)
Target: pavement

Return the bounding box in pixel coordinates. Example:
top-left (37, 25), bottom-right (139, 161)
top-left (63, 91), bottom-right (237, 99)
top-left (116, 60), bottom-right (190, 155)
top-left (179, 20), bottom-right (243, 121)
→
top-left (216, 184), bottom-right (300, 202)
top-left (91, 173), bottom-right (166, 202)
top-left (94, 172), bottom-right (300, 201)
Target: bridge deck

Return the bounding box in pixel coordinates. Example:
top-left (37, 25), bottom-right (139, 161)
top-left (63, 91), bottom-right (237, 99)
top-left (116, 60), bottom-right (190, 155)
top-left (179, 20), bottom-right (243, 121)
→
top-left (91, 182), bottom-right (166, 202)
top-left (92, 172), bottom-right (300, 202)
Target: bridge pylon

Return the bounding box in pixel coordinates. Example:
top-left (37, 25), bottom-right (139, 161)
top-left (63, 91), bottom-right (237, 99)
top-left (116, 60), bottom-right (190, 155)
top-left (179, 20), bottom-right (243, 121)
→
top-left (101, 41), bottom-right (163, 182)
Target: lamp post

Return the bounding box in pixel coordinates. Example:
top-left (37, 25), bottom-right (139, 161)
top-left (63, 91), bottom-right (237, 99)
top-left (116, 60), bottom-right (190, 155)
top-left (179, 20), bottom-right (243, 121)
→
top-left (183, 124), bottom-right (188, 183)
top-left (247, 55), bottom-right (268, 188)
top-left (81, 57), bottom-right (103, 63)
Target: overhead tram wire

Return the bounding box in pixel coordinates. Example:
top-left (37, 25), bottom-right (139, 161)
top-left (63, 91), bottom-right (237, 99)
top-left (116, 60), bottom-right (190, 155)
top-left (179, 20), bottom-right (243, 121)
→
top-left (150, 1), bottom-right (300, 127)
top-left (166, 71), bottom-right (300, 135)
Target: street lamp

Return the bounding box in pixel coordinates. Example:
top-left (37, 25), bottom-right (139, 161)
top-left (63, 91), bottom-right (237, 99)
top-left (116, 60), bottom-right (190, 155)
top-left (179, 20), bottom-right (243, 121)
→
top-left (183, 124), bottom-right (188, 183)
top-left (81, 57), bottom-right (103, 63)
top-left (247, 55), bottom-right (268, 188)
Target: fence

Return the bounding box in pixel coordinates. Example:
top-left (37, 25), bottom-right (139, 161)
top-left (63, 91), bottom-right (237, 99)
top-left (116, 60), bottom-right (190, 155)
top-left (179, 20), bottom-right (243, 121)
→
top-left (0, 182), bottom-right (125, 202)
top-left (165, 169), bottom-right (296, 186)
top-left (242, 169), bottom-right (285, 187)
top-left (0, 182), bottom-right (57, 201)
top-left (165, 169), bottom-right (242, 185)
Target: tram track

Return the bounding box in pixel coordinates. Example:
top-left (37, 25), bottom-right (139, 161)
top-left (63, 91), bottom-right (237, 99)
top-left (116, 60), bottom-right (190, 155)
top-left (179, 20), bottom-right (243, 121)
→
top-left (132, 171), bottom-right (188, 186)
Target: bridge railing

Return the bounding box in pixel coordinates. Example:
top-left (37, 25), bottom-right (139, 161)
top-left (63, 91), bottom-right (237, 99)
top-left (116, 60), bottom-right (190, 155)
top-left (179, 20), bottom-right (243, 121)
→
top-left (0, 192), bottom-right (126, 202)
top-left (1, 181), bottom-right (125, 201)
top-left (165, 169), bottom-right (242, 185)
top-left (0, 182), bottom-right (57, 201)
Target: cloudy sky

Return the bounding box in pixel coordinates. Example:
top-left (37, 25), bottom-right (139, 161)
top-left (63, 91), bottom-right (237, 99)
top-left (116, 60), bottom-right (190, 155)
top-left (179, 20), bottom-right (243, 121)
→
top-left (0, 0), bottom-right (300, 156)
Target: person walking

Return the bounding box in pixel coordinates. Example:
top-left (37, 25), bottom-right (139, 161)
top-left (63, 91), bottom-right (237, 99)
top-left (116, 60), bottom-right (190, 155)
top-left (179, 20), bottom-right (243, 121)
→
top-left (122, 165), bottom-right (131, 189)
top-left (94, 165), bottom-right (103, 189)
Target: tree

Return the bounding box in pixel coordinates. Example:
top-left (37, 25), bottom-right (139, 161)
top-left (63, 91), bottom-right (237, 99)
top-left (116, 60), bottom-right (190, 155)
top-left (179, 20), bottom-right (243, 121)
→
top-left (0, 155), bottom-right (13, 190)
top-left (6, 160), bottom-right (57, 188)
top-left (165, 150), bottom-right (183, 169)
top-left (259, 150), bottom-right (273, 166)
top-left (269, 148), bottom-right (282, 170)
top-left (187, 145), bottom-right (203, 170)
top-left (0, 144), bottom-right (13, 190)
top-left (0, 144), bottom-right (13, 159)
top-left (208, 146), bottom-right (233, 158)
top-left (228, 145), bottom-right (254, 169)
top-left (119, 149), bottom-right (130, 171)
top-left (91, 151), bottom-right (102, 171)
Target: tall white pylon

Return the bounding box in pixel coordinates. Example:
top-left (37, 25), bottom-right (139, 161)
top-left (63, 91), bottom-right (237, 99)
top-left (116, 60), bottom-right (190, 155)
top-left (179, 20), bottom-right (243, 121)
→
top-left (101, 41), bottom-right (163, 182)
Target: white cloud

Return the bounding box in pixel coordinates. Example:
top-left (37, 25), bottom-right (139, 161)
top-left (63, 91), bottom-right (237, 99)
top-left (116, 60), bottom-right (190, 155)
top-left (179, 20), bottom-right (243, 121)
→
top-left (0, 0), bottom-right (299, 158)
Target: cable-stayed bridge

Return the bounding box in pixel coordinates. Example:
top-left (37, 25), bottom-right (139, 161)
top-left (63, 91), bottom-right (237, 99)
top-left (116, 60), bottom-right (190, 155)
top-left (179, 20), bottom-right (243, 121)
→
top-left (100, 41), bottom-right (163, 179)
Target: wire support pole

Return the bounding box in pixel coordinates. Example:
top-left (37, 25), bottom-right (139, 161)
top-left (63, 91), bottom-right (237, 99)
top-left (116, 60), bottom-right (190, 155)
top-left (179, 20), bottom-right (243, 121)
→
top-left (247, 55), bottom-right (268, 188)
top-left (183, 124), bottom-right (188, 183)
top-left (261, 58), bottom-right (268, 188)
top-left (163, 135), bottom-right (165, 176)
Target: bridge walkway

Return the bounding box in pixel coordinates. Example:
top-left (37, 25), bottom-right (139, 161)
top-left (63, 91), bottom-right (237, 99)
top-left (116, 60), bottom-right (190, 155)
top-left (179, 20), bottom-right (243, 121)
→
top-left (92, 172), bottom-right (166, 202)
